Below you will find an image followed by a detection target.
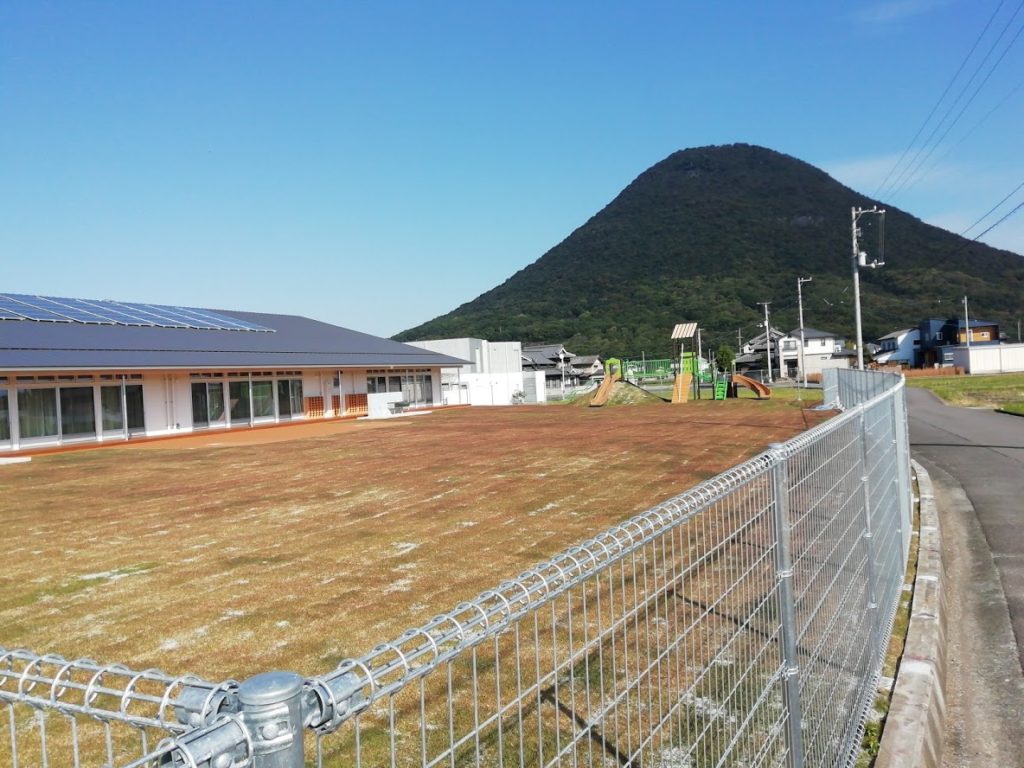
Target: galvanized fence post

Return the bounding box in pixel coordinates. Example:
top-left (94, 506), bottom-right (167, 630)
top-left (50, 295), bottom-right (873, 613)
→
top-left (769, 444), bottom-right (804, 768)
top-left (857, 411), bottom-right (881, 657)
top-left (890, 388), bottom-right (911, 561)
top-left (237, 671), bottom-right (307, 768)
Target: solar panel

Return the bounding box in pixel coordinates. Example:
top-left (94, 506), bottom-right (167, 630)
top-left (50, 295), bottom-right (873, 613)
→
top-left (73, 298), bottom-right (161, 326)
top-left (176, 306), bottom-right (251, 331)
top-left (0, 296), bottom-right (32, 320)
top-left (0, 294), bottom-right (73, 322)
top-left (21, 295), bottom-right (113, 324)
top-left (117, 303), bottom-right (196, 328)
top-left (0, 294), bottom-right (275, 332)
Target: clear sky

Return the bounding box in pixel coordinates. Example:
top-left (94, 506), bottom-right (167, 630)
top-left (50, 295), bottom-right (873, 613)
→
top-left (2, 1), bottom-right (1022, 337)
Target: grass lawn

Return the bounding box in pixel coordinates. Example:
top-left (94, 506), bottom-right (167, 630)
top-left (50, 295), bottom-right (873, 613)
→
top-left (1, 399), bottom-right (827, 683)
top-left (906, 372), bottom-right (1024, 410)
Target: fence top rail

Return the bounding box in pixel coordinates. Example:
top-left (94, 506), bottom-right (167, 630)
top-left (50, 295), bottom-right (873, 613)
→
top-left (0, 647), bottom-right (235, 733)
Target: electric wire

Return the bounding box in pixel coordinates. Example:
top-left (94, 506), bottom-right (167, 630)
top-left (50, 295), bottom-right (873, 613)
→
top-left (906, 76), bottom-right (1024, 193)
top-left (872, 0), bottom-right (1007, 199)
top-left (881, 0), bottom-right (1024, 201)
top-left (959, 178), bottom-right (1024, 236)
top-left (969, 197), bottom-right (1024, 242)
top-left (886, 7), bottom-right (1024, 200)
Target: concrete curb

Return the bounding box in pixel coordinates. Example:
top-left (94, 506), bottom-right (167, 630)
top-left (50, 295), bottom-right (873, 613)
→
top-left (875, 460), bottom-right (947, 768)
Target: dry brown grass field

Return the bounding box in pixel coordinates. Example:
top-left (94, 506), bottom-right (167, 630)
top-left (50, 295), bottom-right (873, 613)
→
top-left (1, 398), bottom-right (826, 685)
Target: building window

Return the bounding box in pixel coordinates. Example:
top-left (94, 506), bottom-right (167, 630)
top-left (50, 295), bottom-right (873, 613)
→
top-left (101, 385), bottom-right (145, 433)
top-left (251, 380), bottom-right (274, 419)
top-left (18, 388), bottom-right (58, 440)
top-left (0, 389), bottom-right (9, 442)
top-left (277, 379), bottom-right (303, 418)
top-left (192, 382), bottom-right (226, 428)
top-left (229, 381), bottom-right (251, 423)
top-left (60, 387), bottom-right (96, 438)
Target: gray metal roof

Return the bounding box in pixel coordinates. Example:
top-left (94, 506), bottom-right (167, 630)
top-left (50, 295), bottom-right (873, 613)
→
top-left (0, 307), bottom-right (467, 371)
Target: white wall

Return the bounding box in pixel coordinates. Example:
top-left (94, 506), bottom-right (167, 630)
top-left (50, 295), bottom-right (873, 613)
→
top-left (953, 344), bottom-right (1024, 374)
top-left (407, 338), bottom-right (522, 375)
top-left (440, 371), bottom-right (525, 406)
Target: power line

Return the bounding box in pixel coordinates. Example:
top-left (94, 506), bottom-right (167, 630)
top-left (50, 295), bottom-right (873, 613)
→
top-left (960, 178), bottom-right (1024, 236)
top-left (971, 197), bottom-right (1024, 242)
top-left (906, 76), bottom-right (1024, 191)
top-left (886, 5), bottom-right (1024, 200)
top-left (873, 0), bottom-right (1007, 199)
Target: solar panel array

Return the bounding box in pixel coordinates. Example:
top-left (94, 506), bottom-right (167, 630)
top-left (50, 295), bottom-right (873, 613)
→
top-left (0, 294), bottom-right (274, 332)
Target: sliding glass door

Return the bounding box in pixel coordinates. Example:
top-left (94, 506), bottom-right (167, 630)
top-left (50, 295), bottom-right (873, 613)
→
top-left (59, 387), bottom-right (96, 439)
top-left (18, 388), bottom-right (58, 441)
top-left (102, 384), bottom-right (146, 436)
top-left (277, 379), bottom-right (303, 418)
top-left (191, 382), bottom-right (226, 428)
top-left (0, 389), bottom-right (10, 444)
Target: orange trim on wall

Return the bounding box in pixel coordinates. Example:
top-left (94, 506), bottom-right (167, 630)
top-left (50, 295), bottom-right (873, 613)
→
top-left (344, 393), bottom-right (368, 415)
top-left (305, 396), bottom-right (325, 419)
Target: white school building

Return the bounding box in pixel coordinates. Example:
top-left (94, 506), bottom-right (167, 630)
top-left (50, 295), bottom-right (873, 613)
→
top-left (0, 293), bottom-right (465, 455)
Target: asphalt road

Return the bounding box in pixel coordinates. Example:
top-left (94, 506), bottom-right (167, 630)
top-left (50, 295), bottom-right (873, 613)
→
top-left (908, 387), bottom-right (1024, 664)
top-left (907, 388), bottom-right (1024, 766)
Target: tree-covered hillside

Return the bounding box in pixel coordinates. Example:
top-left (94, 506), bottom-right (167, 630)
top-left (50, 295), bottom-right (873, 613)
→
top-left (396, 144), bottom-right (1024, 358)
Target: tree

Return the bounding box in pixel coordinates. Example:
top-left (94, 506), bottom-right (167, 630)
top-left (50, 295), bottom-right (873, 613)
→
top-left (716, 344), bottom-right (735, 372)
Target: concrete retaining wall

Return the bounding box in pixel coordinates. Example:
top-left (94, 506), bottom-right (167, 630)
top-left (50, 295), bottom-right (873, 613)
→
top-left (876, 461), bottom-right (947, 768)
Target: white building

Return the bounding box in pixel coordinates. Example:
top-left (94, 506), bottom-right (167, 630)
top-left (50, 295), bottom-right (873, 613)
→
top-left (952, 343), bottom-right (1024, 374)
top-left (406, 338), bottom-right (545, 405)
top-left (0, 293), bottom-right (465, 455)
top-left (779, 327), bottom-right (854, 380)
top-left (874, 328), bottom-right (920, 367)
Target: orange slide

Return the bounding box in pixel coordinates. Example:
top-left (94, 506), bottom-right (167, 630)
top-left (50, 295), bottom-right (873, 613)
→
top-left (732, 374), bottom-right (772, 399)
top-left (671, 373), bottom-right (693, 403)
top-left (589, 373), bottom-right (621, 407)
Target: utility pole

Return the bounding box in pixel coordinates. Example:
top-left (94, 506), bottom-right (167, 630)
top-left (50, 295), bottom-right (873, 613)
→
top-left (851, 206), bottom-right (886, 370)
top-left (758, 302), bottom-right (773, 383)
top-left (737, 328), bottom-right (743, 351)
top-left (963, 296), bottom-right (971, 348)
top-left (797, 276), bottom-right (813, 388)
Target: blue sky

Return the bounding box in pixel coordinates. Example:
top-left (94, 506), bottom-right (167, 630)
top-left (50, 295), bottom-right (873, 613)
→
top-left (2, 1), bottom-right (1022, 337)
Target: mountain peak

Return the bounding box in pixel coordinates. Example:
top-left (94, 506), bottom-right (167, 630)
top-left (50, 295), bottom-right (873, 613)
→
top-left (396, 145), bottom-right (1022, 357)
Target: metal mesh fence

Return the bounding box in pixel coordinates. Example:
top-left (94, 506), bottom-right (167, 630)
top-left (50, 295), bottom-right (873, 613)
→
top-left (1, 369), bottom-right (910, 768)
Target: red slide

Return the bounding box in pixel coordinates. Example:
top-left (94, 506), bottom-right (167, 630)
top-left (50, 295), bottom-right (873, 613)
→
top-left (732, 374), bottom-right (772, 399)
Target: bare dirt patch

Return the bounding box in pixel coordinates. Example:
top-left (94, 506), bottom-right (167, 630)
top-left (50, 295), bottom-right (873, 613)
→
top-left (1, 399), bottom-right (827, 682)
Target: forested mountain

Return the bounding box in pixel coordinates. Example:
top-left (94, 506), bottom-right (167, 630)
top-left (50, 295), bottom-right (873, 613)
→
top-left (395, 144), bottom-right (1024, 358)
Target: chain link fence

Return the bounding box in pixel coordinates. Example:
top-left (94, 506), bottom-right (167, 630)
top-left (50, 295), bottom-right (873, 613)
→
top-left (2, 368), bottom-right (911, 767)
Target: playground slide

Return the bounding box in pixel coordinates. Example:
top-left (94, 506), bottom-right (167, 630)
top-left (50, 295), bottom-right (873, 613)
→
top-left (588, 374), bottom-right (620, 407)
top-left (732, 374), bottom-right (772, 399)
top-left (671, 373), bottom-right (692, 404)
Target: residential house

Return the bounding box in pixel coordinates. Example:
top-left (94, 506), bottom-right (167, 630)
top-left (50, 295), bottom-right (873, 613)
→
top-left (522, 344), bottom-right (580, 391)
top-left (917, 317), bottom-right (1001, 367)
top-left (780, 327), bottom-right (853, 379)
top-left (873, 328), bottom-right (920, 367)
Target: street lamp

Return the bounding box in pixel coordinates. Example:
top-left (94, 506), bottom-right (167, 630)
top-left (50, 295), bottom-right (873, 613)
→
top-left (851, 206), bottom-right (886, 370)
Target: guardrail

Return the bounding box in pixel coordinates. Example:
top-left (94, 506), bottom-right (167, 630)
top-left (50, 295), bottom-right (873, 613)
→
top-left (2, 368), bottom-right (911, 767)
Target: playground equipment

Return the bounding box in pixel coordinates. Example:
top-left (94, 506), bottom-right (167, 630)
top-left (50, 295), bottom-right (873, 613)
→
top-left (671, 373), bottom-right (693, 403)
top-left (713, 378), bottom-right (729, 400)
top-left (589, 358), bottom-right (622, 407)
top-left (732, 373), bottom-right (772, 399)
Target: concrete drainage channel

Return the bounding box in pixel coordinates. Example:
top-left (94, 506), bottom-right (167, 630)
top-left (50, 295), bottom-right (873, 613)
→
top-left (875, 460), bottom-right (946, 768)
